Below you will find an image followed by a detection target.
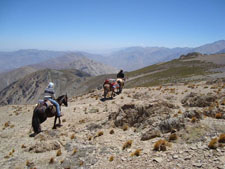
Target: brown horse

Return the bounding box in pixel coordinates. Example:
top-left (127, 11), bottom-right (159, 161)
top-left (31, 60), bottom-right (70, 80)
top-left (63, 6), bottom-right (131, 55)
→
top-left (31, 95), bottom-right (68, 135)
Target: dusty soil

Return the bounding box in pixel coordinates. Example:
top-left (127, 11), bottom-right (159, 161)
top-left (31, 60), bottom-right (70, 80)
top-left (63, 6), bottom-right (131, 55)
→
top-left (0, 79), bottom-right (225, 169)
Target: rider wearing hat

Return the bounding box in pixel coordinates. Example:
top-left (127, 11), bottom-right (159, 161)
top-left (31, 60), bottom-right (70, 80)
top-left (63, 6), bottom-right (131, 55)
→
top-left (44, 82), bottom-right (62, 117)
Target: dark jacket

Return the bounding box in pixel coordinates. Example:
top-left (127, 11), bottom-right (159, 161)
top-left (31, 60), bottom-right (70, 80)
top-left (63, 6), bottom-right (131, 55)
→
top-left (117, 71), bottom-right (124, 78)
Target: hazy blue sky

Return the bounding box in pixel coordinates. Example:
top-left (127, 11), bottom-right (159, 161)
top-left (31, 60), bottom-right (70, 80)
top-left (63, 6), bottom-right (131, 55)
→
top-left (0, 0), bottom-right (225, 51)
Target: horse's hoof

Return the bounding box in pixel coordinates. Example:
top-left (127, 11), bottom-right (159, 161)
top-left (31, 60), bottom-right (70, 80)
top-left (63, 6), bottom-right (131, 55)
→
top-left (56, 124), bottom-right (62, 127)
top-left (52, 126), bottom-right (56, 129)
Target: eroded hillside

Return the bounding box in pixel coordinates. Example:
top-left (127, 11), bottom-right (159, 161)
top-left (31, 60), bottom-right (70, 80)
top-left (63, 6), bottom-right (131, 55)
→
top-left (0, 78), bottom-right (224, 169)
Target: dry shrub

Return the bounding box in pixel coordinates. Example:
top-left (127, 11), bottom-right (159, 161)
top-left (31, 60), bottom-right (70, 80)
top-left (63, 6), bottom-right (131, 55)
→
top-left (26, 160), bottom-right (31, 166)
top-left (221, 99), bottom-right (225, 105)
top-left (122, 140), bottom-right (133, 150)
top-left (97, 131), bottom-right (104, 137)
top-left (88, 136), bottom-right (92, 141)
top-left (95, 96), bottom-right (99, 100)
top-left (123, 124), bottom-right (128, 131)
top-left (121, 96), bottom-right (124, 99)
top-left (153, 139), bottom-right (168, 151)
top-left (72, 148), bottom-right (77, 155)
top-left (178, 110), bottom-right (183, 114)
top-left (56, 149), bottom-right (62, 156)
top-left (70, 134), bottom-right (75, 139)
top-left (109, 129), bottom-right (114, 134)
top-left (62, 119), bottom-right (66, 122)
top-left (109, 156), bottom-right (114, 162)
top-left (169, 133), bottom-right (178, 141)
top-left (4, 121), bottom-right (10, 127)
top-left (218, 134), bottom-right (225, 143)
top-left (215, 113), bottom-right (222, 119)
top-left (191, 117), bottom-right (197, 123)
top-left (10, 125), bottom-right (15, 128)
top-left (49, 157), bottom-right (54, 164)
top-left (21, 144), bottom-right (26, 148)
top-left (4, 155), bottom-right (9, 159)
top-left (208, 138), bottom-right (218, 149)
top-left (79, 161), bottom-right (84, 166)
top-left (130, 149), bottom-right (141, 157)
top-left (79, 119), bottom-right (85, 123)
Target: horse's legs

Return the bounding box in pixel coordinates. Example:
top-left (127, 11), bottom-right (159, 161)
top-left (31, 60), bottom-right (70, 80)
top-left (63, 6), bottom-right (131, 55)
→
top-left (52, 116), bottom-right (57, 129)
top-left (58, 117), bottom-right (62, 127)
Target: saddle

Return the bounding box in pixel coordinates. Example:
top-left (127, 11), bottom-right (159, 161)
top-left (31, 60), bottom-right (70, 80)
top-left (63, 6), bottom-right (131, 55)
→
top-left (38, 99), bottom-right (54, 108)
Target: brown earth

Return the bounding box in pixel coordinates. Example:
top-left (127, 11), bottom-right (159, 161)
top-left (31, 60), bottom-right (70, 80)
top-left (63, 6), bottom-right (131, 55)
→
top-left (0, 79), bottom-right (225, 169)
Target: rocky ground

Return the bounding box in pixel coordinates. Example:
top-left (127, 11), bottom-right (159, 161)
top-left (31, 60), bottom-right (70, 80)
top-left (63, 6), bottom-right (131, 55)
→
top-left (0, 79), bottom-right (225, 169)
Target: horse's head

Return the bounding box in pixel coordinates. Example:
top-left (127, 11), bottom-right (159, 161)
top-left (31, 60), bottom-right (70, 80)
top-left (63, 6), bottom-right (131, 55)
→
top-left (57, 94), bottom-right (68, 107)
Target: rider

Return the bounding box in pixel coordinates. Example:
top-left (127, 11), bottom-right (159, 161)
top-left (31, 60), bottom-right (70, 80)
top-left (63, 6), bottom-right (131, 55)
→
top-left (116, 70), bottom-right (125, 92)
top-left (117, 69), bottom-right (125, 79)
top-left (44, 82), bottom-right (62, 117)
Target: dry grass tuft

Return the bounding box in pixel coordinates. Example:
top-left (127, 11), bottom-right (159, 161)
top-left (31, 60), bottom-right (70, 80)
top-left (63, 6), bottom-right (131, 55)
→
top-left (88, 136), bottom-right (92, 141)
top-left (21, 144), bottom-right (26, 148)
top-left (70, 134), bottom-right (75, 139)
top-left (169, 133), bottom-right (178, 141)
top-left (122, 140), bottom-right (133, 150)
top-left (215, 113), bottom-right (222, 119)
top-left (97, 131), bottom-right (104, 137)
top-left (79, 160), bottom-right (84, 166)
top-left (56, 149), bottom-right (62, 156)
top-left (130, 149), bottom-right (141, 157)
top-left (109, 156), bottom-right (114, 162)
top-left (4, 121), bottom-right (10, 128)
top-left (218, 134), bottom-right (225, 143)
top-left (10, 125), bottom-right (15, 128)
top-left (153, 139), bottom-right (168, 151)
top-left (72, 148), bottom-right (77, 155)
top-left (191, 117), bottom-right (197, 123)
top-left (49, 157), bottom-right (54, 164)
top-left (121, 96), bottom-right (124, 99)
top-left (122, 124), bottom-right (129, 131)
top-left (208, 138), bottom-right (218, 149)
top-left (79, 119), bottom-right (85, 124)
top-left (109, 129), bottom-right (114, 134)
top-left (62, 119), bottom-right (66, 122)
top-left (178, 110), bottom-right (183, 114)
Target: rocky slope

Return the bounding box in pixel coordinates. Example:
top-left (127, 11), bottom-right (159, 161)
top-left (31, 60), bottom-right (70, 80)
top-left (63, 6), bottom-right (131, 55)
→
top-left (0, 78), bottom-right (224, 169)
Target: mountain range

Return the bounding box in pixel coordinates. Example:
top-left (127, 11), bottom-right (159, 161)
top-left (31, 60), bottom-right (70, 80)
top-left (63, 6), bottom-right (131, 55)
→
top-left (0, 40), bottom-right (224, 73)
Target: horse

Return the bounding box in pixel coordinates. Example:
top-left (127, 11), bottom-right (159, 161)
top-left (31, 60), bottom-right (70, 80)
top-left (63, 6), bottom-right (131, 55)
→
top-left (103, 83), bottom-right (114, 99)
top-left (31, 94), bottom-right (68, 135)
top-left (116, 78), bottom-right (125, 93)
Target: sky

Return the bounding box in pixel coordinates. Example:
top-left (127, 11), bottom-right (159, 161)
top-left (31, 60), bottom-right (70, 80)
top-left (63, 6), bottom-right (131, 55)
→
top-left (0, 0), bottom-right (225, 52)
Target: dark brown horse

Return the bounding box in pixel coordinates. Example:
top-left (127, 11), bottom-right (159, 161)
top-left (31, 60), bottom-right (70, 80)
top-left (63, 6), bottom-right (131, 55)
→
top-left (31, 95), bottom-right (68, 135)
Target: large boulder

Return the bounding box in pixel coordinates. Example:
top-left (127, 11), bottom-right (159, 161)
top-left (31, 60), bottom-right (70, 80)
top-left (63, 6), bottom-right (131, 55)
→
top-left (108, 100), bottom-right (175, 128)
top-left (181, 92), bottom-right (216, 107)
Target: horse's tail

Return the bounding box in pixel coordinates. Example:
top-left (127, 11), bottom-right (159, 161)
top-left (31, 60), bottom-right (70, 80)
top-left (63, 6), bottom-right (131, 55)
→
top-left (32, 106), bottom-right (41, 134)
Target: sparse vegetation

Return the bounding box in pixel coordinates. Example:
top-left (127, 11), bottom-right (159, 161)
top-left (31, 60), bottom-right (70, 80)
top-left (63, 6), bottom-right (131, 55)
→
top-left (122, 140), bottom-right (133, 150)
top-left (169, 133), bottom-right (178, 141)
top-left (109, 156), bottom-right (114, 161)
top-left (153, 139), bottom-right (168, 151)
top-left (218, 134), bottom-right (225, 143)
top-left (72, 148), bottom-right (77, 155)
top-left (49, 157), bottom-right (54, 164)
top-left (122, 124), bottom-right (128, 131)
top-left (109, 129), bottom-right (114, 134)
top-left (70, 134), bottom-right (75, 139)
top-left (56, 149), bottom-right (62, 156)
top-left (97, 131), bottom-right (104, 137)
top-left (215, 113), bottom-right (222, 119)
top-left (208, 138), bottom-right (218, 149)
top-left (130, 149), bottom-right (141, 156)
